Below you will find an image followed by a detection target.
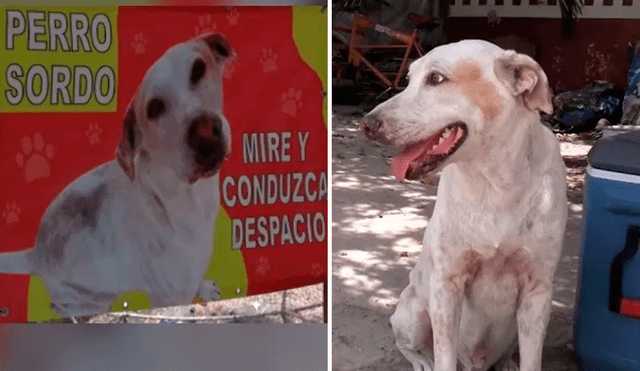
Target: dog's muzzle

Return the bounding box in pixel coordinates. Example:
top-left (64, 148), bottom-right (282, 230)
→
top-left (359, 114), bottom-right (391, 145)
top-left (359, 114), bottom-right (382, 139)
top-left (187, 114), bottom-right (227, 181)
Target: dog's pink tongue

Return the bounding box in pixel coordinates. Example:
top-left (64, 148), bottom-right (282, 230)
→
top-left (392, 141), bottom-right (430, 181)
top-left (392, 129), bottom-right (459, 181)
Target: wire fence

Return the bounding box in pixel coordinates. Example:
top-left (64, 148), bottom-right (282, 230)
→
top-left (43, 283), bottom-right (325, 324)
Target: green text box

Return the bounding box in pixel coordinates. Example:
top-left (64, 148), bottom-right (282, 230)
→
top-left (0, 7), bottom-right (118, 112)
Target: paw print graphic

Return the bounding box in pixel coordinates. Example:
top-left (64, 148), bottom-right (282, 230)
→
top-left (195, 14), bottom-right (217, 36)
top-left (310, 263), bottom-right (324, 278)
top-left (131, 33), bottom-right (147, 55)
top-left (2, 203), bottom-right (20, 224)
top-left (224, 63), bottom-right (236, 79)
top-left (255, 256), bottom-right (271, 276)
top-left (86, 123), bottom-right (102, 145)
top-left (227, 7), bottom-right (239, 26)
top-left (16, 133), bottom-right (54, 183)
top-left (281, 88), bottom-right (303, 117)
top-left (260, 48), bottom-right (278, 73)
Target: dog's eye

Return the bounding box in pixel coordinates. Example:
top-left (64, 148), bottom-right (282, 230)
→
top-left (147, 98), bottom-right (166, 120)
top-left (426, 72), bottom-right (448, 86)
top-left (190, 58), bottom-right (207, 85)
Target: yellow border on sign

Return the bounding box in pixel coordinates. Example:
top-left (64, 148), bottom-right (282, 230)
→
top-left (203, 210), bottom-right (248, 299)
top-left (292, 6), bottom-right (328, 127)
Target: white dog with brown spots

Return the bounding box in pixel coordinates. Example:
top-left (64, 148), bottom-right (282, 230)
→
top-left (0, 33), bottom-right (235, 318)
top-left (360, 40), bottom-right (567, 371)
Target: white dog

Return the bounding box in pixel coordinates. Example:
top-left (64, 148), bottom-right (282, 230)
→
top-left (360, 40), bottom-right (567, 371)
top-left (0, 33), bottom-right (235, 318)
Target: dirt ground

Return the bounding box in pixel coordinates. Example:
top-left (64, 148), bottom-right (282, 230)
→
top-left (331, 104), bottom-right (594, 371)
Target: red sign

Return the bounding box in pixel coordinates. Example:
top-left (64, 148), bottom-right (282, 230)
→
top-left (0, 5), bottom-right (327, 322)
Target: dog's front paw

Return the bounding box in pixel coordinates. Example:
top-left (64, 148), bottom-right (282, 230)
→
top-left (411, 359), bottom-right (434, 371)
top-left (494, 358), bottom-right (519, 371)
top-left (197, 280), bottom-right (221, 302)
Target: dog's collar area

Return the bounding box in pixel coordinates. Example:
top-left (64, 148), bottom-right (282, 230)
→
top-left (392, 122), bottom-right (468, 181)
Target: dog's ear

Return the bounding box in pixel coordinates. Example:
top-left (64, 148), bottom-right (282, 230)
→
top-left (115, 100), bottom-right (140, 181)
top-left (200, 33), bottom-right (237, 64)
top-left (494, 50), bottom-right (553, 115)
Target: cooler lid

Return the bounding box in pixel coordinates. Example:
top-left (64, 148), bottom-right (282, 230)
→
top-left (588, 130), bottom-right (640, 176)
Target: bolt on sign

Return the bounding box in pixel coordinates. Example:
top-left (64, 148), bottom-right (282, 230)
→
top-left (0, 6), bottom-right (328, 322)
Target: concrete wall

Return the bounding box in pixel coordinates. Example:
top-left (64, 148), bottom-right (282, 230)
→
top-left (446, 0), bottom-right (640, 91)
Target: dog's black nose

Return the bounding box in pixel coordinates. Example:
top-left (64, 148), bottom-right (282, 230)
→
top-left (359, 114), bottom-right (383, 140)
top-left (188, 114), bottom-right (226, 167)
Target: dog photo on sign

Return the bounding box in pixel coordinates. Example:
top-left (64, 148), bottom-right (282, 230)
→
top-left (0, 32), bottom-right (235, 318)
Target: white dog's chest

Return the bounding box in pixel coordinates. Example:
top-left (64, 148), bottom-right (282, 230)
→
top-left (133, 193), bottom-right (216, 286)
top-left (48, 169), bottom-right (219, 300)
top-left (428, 206), bottom-right (545, 315)
top-left (450, 246), bottom-right (538, 316)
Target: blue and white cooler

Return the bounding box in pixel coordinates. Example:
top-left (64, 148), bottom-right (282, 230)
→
top-left (574, 130), bottom-right (640, 370)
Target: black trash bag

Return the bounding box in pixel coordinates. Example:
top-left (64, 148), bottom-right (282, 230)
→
top-left (542, 82), bottom-right (625, 133)
top-left (621, 42), bottom-right (640, 126)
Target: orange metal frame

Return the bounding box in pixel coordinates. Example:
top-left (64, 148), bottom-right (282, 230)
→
top-left (333, 13), bottom-right (424, 90)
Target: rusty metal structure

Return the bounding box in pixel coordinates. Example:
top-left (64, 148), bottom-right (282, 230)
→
top-left (333, 3), bottom-right (439, 93)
